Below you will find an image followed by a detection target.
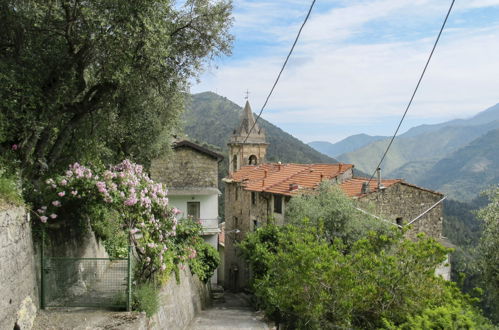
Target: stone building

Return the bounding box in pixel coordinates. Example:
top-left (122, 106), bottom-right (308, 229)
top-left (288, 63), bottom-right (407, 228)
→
top-left (150, 139), bottom-right (223, 284)
top-left (223, 101), bottom-right (448, 291)
top-left (228, 100), bottom-right (268, 175)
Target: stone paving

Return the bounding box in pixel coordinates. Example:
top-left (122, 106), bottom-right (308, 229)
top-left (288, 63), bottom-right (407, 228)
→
top-left (188, 292), bottom-right (273, 330)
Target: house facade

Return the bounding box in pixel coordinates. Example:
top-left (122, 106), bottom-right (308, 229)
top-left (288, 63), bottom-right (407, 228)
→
top-left (150, 140), bottom-right (223, 284)
top-left (223, 101), bottom-right (448, 291)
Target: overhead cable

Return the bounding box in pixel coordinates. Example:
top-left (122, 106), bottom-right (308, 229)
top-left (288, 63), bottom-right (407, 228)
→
top-left (243, 0), bottom-right (317, 143)
top-left (367, 0), bottom-right (456, 185)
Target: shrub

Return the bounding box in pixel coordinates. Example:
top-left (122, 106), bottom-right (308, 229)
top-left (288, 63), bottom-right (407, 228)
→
top-left (133, 282), bottom-right (160, 317)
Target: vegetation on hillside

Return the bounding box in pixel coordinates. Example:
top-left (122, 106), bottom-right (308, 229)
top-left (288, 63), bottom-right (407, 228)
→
top-left (477, 187), bottom-right (499, 322)
top-left (184, 92), bottom-right (338, 164)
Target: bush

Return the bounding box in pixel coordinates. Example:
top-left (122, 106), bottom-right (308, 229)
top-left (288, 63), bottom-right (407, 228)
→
top-left (133, 282), bottom-right (159, 317)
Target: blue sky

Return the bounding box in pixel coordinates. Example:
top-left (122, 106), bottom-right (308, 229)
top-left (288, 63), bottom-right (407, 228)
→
top-left (191, 0), bottom-right (499, 143)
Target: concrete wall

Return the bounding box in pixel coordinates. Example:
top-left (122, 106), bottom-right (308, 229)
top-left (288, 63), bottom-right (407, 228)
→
top-left (150, 147), bottom-right (219, 189)
top-left (169, 194), bottom-right (218, 221)
top-left (0, 205), bottom-right (38, 330)
top-left (148, 267), bottom-right (210, 330)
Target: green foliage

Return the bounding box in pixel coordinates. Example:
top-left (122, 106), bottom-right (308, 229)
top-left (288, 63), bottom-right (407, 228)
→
top-left (0, 0), bottom-right (233, 181)
top-left (239, 222), bottom-right (490, 329)
top-left (384, 302), bottom-right (494, 330)
top-left (89, 205), bottom-right (128, 258)
top-left (0, 171), bottom-right (23, 206)
top-left (188, 238), bottom-right (221, 283)
top-left (477, 187), bottom-right (499, 322)
top-left (132, 282), bottom-right (160, 317)
top-left (175, 218), bottom-right (220, 282)
top-left (286, 182), bottom-right (394, 246)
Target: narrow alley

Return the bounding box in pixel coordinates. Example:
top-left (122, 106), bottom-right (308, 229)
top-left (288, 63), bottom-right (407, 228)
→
top-left (188, 292), bottom-right (272, 330)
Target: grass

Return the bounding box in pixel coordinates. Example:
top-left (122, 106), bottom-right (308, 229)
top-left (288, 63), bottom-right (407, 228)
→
top-left (0, 175), bottom-right (23, 207)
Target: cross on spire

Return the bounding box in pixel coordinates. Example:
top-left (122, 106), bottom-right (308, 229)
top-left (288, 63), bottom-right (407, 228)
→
top-left (244, 89), bottom-right (250, 100)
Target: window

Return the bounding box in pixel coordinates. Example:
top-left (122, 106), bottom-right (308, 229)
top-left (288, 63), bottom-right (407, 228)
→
top-left (187, 202), bottom-right (200, 220)
top-left (232, 155), bottom-right (238, 172)
top-left (253, 219), bottom-right (259, 231)
top-left (251, 192), bottom-right (257, 205)
top-left (248, 155), bottom-right (258, 165)
top-left (274, 195), bottom-right (282, 214)
top-left (235, 187), bottom-right (239, 201)
top-left (396, 217), bottom-right (404, 227)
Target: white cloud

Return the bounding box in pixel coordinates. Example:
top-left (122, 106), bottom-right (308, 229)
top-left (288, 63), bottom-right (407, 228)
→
top-left (193, 0), bottom-right (499, 141)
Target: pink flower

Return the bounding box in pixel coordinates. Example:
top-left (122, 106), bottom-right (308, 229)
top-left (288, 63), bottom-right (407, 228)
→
top-left (37, 208), bottom-right (45, 214)
top-left (130, 228), bottom-right (140, 235)
top-left (40, 216), bottom-right (48, 223)
top-left (124, 196), bottom-right (138, 206)
top-left (173, 208), bottom-right (182, 215)
top-left (52, 201), bottom-right (61, 207)
top-left (41, 206), bottom-right (47, 211)
top-left (161, 264), bottom-right (167, 271)
top-left (58, 191), bottom-right (65, 197)
top-left (60, 179), bottom-right (68, 186)
top-left (71, 190), bottom-right (78, 196)
top-left (12, 144), bottom-right (18, 150)
top-left (50, 214), bottom-right (57, 219)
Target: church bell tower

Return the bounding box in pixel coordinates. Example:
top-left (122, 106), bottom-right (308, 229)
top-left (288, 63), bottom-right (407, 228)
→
top-left (228, 100), bottom-right (268, 174)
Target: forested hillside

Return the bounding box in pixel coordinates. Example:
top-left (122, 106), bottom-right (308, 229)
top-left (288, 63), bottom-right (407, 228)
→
top-left (309, 134), bottom-right (387, 158)
top-left (330, 103), bottom-right (499, 201)
top-left (183, 92), bottom-right (338, 164)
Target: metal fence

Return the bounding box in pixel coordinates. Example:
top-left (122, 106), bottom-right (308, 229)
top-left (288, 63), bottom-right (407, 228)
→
top-left (41, 246), bottom-right (133, 310)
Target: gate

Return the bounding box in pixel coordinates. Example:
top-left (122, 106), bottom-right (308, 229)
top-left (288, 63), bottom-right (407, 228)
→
top-left (41, 246), bottom-right (133, 310)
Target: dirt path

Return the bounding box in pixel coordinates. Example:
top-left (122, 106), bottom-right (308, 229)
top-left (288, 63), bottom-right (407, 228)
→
top-left (187, 292), bottom-right (273, 330)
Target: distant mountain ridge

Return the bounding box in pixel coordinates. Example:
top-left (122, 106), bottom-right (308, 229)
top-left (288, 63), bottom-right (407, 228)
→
top-left (183, 92), bottom-right (338, 164)
top-left (309, 134), bottom-right (387, 158)
top-left (331, 103), bottom-right (499, 201)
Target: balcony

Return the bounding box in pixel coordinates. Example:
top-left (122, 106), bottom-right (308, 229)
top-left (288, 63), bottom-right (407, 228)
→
top-left (198, 218), bottom-right (220, 234)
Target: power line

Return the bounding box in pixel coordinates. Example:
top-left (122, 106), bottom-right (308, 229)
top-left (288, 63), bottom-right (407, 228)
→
top-left (367, 0), bottom-right (455, 184)
top-left (243, 0), bottom-right (317, 143)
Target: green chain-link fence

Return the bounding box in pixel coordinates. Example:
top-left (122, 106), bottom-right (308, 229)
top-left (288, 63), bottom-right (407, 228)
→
top-left (41, 246), bottom-right (133, 310)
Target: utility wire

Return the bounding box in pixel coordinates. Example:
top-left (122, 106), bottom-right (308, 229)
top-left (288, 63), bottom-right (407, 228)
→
top-left (243, 0), bottom-right (317, 143)
top-left (367, 0), bottom-right (455, 184)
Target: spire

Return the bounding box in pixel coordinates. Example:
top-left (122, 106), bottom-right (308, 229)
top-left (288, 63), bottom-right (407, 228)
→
top-left (239, 100), bottom-right (258, 134)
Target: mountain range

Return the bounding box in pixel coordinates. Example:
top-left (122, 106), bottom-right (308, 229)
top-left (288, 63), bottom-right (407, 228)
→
top-left (309, 103), bottom-right (499, 201)
top-left (183, 92), bottom-right (338, 164)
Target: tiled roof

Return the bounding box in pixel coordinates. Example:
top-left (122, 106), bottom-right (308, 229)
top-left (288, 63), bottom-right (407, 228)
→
top-left (228, 163), bottom-right (353, 196)
top-left (174, 140), bottom-right (224, 161)
top-left (340, 177), bottom-right (444, 197)
top-left (340, 177), bottom-right (402, 197)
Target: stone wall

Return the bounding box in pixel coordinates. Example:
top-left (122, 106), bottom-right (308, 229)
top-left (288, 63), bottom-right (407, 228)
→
top-left (0, 205), bottom-right (38, 330)
top-left (148, 267), bottom-right (210, 330)
top-left (150, 147), bottom-right (218, 189)
top-left (357, 182), bottom-right (443, 240)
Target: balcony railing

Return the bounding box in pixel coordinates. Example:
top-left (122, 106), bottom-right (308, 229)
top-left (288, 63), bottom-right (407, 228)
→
top-left (198, 218), bottom-right (220, 231)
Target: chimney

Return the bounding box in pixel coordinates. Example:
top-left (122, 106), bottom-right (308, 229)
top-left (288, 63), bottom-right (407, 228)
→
top-left (376, 168), bottom-right (385, 190)
top-left (264, 169), bottom-right (268, 178)
top-left (361, 182), bottom-right (370, 194)
top-left (339, 163), bottom-right (342, 172)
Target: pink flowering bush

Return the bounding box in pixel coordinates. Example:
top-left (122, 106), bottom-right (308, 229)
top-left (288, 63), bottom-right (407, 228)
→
top-left (34, 160), bottom-right (208, 282)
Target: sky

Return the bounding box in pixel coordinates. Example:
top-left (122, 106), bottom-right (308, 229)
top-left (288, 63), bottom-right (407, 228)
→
top-left (191, 0), bottom-right (499, 143)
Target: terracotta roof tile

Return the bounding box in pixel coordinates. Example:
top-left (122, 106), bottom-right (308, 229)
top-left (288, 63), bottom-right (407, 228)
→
top-left (228, 163), bottom-right (353, 196)
top-left (339, 177), bottom-right (444, 197)
top-left (340, 177), bottom-right (402, 197)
